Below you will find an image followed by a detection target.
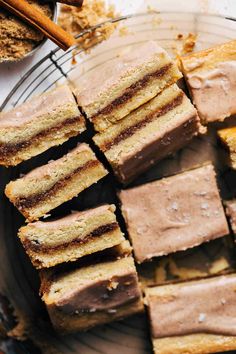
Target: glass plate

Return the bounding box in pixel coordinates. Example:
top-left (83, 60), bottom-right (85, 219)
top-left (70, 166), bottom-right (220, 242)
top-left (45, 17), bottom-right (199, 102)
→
top-left (0, 11), bottom-right (236, 354)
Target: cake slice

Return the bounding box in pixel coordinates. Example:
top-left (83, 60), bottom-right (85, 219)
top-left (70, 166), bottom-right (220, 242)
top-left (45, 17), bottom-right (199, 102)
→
top-left (40, 241), bottom-right (143, 333)
top-left (94, 84), bottom-right (203, 184)
top-left (145, 274), bottom-right (236, 354)
top-left (0, 85), bottom-right (86, 167)
top-left (226, 199), bottom-right (236, 234)
top-left (181, 40), bottom-right (236, 124)
top-left (72, 41), bottom-right (182, 131)
top-left (119, 164), bottom-right (229, 263)
top-left (218, 127), bottom-right (236, 169)
top-left (18, 204), bottom-right (125, 269)
top-left (5, 144), bottom-right (108, 221)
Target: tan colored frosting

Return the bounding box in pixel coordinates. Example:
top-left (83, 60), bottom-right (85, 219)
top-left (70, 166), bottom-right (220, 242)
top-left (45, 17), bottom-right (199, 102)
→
top-left (119, 164), bottom-right (229, 263)
top-left (185, 61), bottom-right (236, 123)
top-left (72, 41), bottom-right (170, 106)
top-left (0, 85), bottom-right (76, 128)
top-left (147, 274), bottom-right (236, 338)
top-left (226, 200), bottom-right (236, 234)
top-left (57, 273), bottom-right (141, 314)
top-left (24, 204), bottom-right (116, 230)
top-left (15, 143), bottom-right (92, 180)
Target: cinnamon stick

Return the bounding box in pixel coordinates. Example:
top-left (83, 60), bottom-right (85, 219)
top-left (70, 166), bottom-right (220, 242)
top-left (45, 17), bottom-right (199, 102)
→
top-left (0, 0), bottom-right (76, 51)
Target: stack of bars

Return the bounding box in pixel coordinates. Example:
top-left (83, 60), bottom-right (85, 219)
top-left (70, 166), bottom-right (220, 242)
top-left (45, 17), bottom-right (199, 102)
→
top-left (2, 36), bottom-right (236, 348)
top-left (19, 208), bottom-right (143, 332)
top-left (1, 84), bottom-right (142, 332)
top-left (71, 41), bottom-right (204, 184)
top-left (119, 163), bottom-right (236, 353)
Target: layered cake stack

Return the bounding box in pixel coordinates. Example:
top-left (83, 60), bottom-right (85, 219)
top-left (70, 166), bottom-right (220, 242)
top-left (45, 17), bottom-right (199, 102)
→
top-left (39, 241), bottom-right (143, 332)
top-left (0, 85), bottom-right (86, 166)
top-left (72, 41), bottom-right (204, 184)
top-left (1, 85), bottom-right (142, 332)
top-left (1, 37), bottom-right (236, 352)
top-left (5, 143), bottom-right (108, 221)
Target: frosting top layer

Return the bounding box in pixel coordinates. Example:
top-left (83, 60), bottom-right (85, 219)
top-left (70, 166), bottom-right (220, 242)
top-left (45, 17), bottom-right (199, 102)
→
top-left (119, 164), bottom-right (229, 263)
top-left (72, 41), bottom-right (171, 106)
top-left (0, 85), bottom-right (78, 128)
top-left (146, 274), bottom-right (236, 338)
top-left (22, 204), bottom-right (116, 231)
top-left (181, 40), bottom-right (236, 123)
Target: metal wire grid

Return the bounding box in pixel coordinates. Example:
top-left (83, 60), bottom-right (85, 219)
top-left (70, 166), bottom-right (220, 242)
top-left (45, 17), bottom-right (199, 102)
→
top-left (1, 11), bottom-right (236, 112)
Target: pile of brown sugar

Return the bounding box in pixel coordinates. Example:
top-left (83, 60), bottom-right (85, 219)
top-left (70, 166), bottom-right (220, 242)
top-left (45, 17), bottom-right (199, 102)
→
top-left (58, 0), bottom-right (118, 51)
top-left (0, 0), bottom-right (52, 63)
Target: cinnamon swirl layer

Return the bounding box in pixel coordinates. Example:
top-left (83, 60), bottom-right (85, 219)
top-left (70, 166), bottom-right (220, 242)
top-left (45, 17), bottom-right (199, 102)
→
top-left (94, 84), bottom-right (203, 184)
top-left (0, 85), bottom-right (86, 166)
top-left (5, 143), bottom-right (108, 221)
top-left (73, 41), bottom-right (182, 131)
top-left (18, 204), bottom-right (125, 268)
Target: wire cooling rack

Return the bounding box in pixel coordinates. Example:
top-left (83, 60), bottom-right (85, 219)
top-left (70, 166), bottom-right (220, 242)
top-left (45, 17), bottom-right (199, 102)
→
top-left (1, 11), bottom-right (236, 111)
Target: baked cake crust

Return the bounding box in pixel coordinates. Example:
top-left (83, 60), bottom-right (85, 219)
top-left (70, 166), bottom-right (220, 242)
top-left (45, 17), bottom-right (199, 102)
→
top-left (138, 237), bottom-right (234, 288)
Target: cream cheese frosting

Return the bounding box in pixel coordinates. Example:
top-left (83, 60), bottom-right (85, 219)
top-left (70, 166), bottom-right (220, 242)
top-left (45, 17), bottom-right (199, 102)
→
top-left (146, 274), bottom-right (236, 338)
top-left (119, 164), bottom-right (229, 263)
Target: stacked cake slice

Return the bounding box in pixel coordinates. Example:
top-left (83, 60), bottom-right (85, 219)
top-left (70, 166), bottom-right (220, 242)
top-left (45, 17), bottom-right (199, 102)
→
top-left (73, 41), bottom-right (182, 132)
top-left (5, 143), bottom-right (108, 221)
top-left (0, 85), bottom-right (86, 166)
top-left (18, 204), bottom-right (125, 269)
top-left (71, 40), bottom-right (204, 184)
top-left (40, 241), bottom-right (143, 333)
top-left (94, 84), bottom-right (202, 184)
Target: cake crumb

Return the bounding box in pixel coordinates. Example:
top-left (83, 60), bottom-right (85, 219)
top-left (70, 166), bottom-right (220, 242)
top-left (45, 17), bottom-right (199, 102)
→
top-left (172, 32), bottom-right (198, 58)
top-left (58, 0), bottom-right (118, 56)
top-left (107, 280), bottom-right (119, 291)
top-left (119, 26), bottom-right (129, 37)
top-left (177, 33), bottom-right (183, 40)
top-left (182, 33), bottom-right (197, 54)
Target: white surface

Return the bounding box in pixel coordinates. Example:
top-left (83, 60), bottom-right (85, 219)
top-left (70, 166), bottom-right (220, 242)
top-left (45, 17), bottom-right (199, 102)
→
top-left (0, 0), bottom-right (235, 107)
